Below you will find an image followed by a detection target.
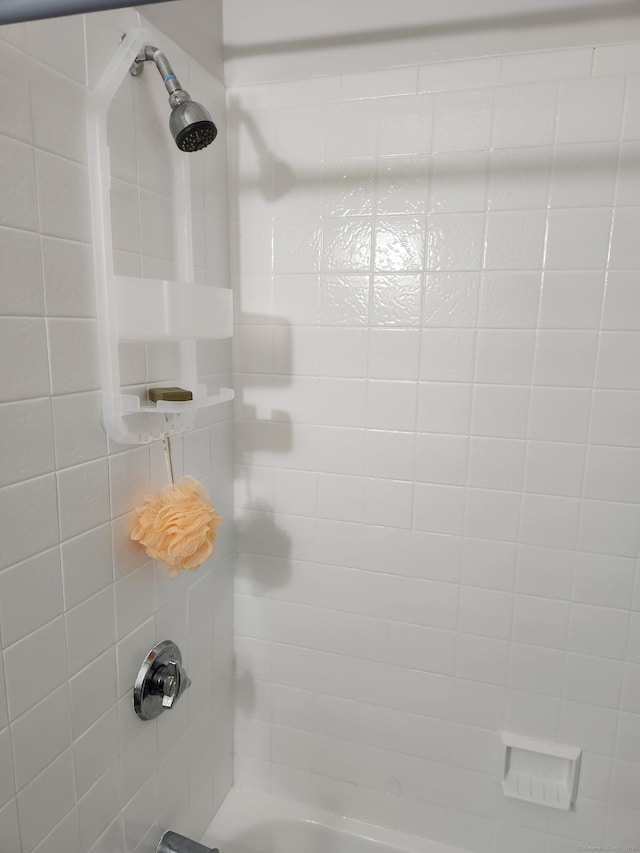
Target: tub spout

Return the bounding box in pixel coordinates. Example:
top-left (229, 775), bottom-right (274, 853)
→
top-left (157, 830), bottom-right (219, 853)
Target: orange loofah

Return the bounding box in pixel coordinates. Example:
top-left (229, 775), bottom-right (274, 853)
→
top-left (131, 475), bottom-right (222, 577)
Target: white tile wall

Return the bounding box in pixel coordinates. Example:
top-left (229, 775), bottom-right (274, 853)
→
top-left (0, 8), bottom-right (233, 853)
top-left (229, 41), bottom-right (640, 853)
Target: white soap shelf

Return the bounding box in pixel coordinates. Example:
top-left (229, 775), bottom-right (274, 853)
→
top-left (121, 385), bottom-right (234, 414)
top-left (501, 732), bottom-right (581, 811)
top-left (87, 28), bottom-right (234, 445)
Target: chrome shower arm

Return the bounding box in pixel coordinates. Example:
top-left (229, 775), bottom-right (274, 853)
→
top-left (130, 45), bottom-right (184, 98)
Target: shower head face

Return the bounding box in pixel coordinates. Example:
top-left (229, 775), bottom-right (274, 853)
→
top-left (169, 98), bottom-right (217, 152)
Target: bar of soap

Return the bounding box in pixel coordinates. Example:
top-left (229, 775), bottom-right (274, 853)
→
top-left (148, 387), bottom-right (193, 403)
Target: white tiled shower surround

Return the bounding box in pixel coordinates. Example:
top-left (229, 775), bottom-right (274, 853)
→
top-left (0, 7), bottom-right (233, 853)
top-left (230, 43), bottom-right (640, 853)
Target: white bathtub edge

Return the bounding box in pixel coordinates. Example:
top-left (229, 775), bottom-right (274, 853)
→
top-left (201, 786), bottom-right (472, 853)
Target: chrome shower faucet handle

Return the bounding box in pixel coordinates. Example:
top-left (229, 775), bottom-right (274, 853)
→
top-left (134, 641), bottom-right (191, 720)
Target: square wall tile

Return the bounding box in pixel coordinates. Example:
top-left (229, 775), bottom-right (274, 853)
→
top-left (485, 210), bottom-right (546, 271)
top-left (0, 399), bottom-right (55, 488)
top-left (47, 319), bottom-right (100, 396)
top-left (524, 442), bottom-right (585, 498)
top-left (578, 500), bottom-right (640, 558)
top-left (3, 617), bottom-right (68, 721)
top-left (52, 392), bottom-right (107, 469)
top-left (414, 433), bottom-right (468, 486)
top-left (0, 135), bottom-right (38, 231)
top-left (564, 654), bottom-right (624, 708)
top-left (424, 272), bottom-right (479, 327)
top-left (574, 552), bottom-right (636, 610)
top-left (488, 147), bottom-right (551, 211)
top-left (0, 475), bottom-right (59, 571)
top-left (546, 208), bottom-right (612, 270)
top-left (603, 271), bottom-right (640, 330)
top-left (376, 155), bottom-right (429, 215)
top-left (376, 93), bottom-right (434, 157)
top-left (16, 750), bottom-right (76, 853)
top-left (30, 63), bottom-right (87, 164)
top-left (27, 14), bottom-right (86, 83)
top-left (610, 207), bottom-right (640, 269)
top-left (420, 329), bottom-right (475, 382)
top-left (417, 382), bottom-right (472, 434)
top-left (374, 216), bottom-right (425, 273)
top-left (533, 331), bottom-right (598, 387)
top-left (520, 494), bottom-right (580, 550)
top-left (428, 151), bottom-right (488, 213)
top-left (0, 41), bottom-right (32, 143)
top-left (0, 228), bottom-right (43, 316)
top-left (475, 330), bottom-right (535, 385)
top-left (427, 212), bottom-right (484, 272)
top-left (0, 548), bottom-right (63, 647)
top-left (617, 140), bottom-right (640, 206)
top-left (459, 587), bottom-right (512, 640)
top-left (57, 458), bottom-right (110, 541)
top-left (65, 588), bottom-right (116, 676)
top-left (413, 484), bottom-right (465, 536)
top-left (478, 272), bottom-right (541, 329)
top-left (467, 437), bottom-right (525, 492)
top-left (371, 275), bottom-right (423, 327)
top-left (367, 329), bottom-right (420, 380)
top-left (61, 523), bottom-right (113, 610)
top-left (35, 151), bottom-right (91, 243)
top-left (492, 82), bottom-right (558, 148)
top-left (323, 217), bottom-right (373, 272)
top-left (516, 545), bottom-right (574, 601)
top-left (512, 595), bottom-right (570, 650)
top-left (461, 538), bottom-right (516, 592)
top-left (319, 275), bottom-right (369, 325)
top-left (471, 385), bottom-right (530, 439)
top-left (568, 604), bottom-right (629, 660)
top-left (550, 142), bottom-right (617, 208)
top-left (433, 89), bottom-right (493, 153)
top-left (465, 488), bottom-right (521, 542)
top-left (584, 445), bottom-right (640, 504)
top-left (0, 319), bottom-right (49, 403)
top-left (528, 387), bottom-right (591, 442)
top-left (596, 332), bottom-right (640, 390)
top-left (10, 685), bottom-right (72, 791)
top-left (556, 76), bottom-right (625, 143)
top-left (366, 380), bottom-right (417, 432)
top-left (539, 271), bottom-right (604, 329)
top-left (324, 100), bottom-right (377, 160)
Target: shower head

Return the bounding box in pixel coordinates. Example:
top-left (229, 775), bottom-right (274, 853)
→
top-left (168, 90), bottom-right (217, 152)
top-left (130, 44), bottom-right (217, 153)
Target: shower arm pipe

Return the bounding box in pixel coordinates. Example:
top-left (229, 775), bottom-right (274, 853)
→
top-left (0, 0), bottom-right (171, 25)
top-left (131, 45), bottom-right (185, 99)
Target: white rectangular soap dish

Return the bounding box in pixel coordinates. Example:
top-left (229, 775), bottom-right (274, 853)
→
top-left (501, 732), bottom-right (581, 811)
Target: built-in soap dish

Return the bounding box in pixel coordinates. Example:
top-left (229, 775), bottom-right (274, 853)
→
top-left (501, 732), bottom-right (581, 811)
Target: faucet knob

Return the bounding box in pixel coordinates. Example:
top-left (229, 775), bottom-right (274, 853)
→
top-left (134, 641), bottom-right (191, 720)
top-left (158, 661), bottom-right (178, 707)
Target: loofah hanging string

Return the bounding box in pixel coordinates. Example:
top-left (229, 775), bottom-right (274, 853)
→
top-left (130, 436), bottom-right (222, 577)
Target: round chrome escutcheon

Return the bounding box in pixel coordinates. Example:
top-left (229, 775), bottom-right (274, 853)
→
top-left (133, 640), bottom-right (191, 721)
